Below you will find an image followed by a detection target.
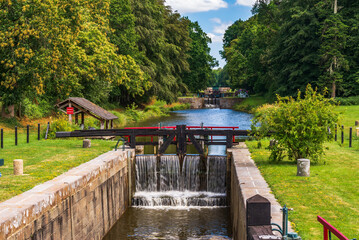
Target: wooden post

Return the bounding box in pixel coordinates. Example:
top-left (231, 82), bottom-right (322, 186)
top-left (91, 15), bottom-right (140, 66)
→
top-left (176, 125), bottom-right (186, 156)
top-left (13, 159), bottom-right (23, 175)
top-left (1, 128), bottom-right (3, 148)
top-left (341, 125), bottom-right (344, 144)
top-left (45, 122), bottom-right (50, 140)
top-left (38, 124), bottom-right (40, 140)
top-left (15, 126), bottom-right (17, 146)
top-left (106, 120), bottom-right (109, 129)
top-left (110, 120), bottom-right (113, 129)
top-left (335, 124), bottom-right (337, 141)
top-left (75, 113), bottom-right (78, 124)
top-left (349, 127), bottom-right (352, 148)
top-left (81, 112), bottom-right (85, 127)
top-left (26, 125), bottom-right (29, 143)
top-left (100, 120), bottom-right (104, 129)
top-left (68, 102), bottom-right (72, 123)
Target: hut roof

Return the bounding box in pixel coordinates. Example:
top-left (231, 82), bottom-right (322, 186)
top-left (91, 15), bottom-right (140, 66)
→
top-left (56, 97), bottom-right (118, 121)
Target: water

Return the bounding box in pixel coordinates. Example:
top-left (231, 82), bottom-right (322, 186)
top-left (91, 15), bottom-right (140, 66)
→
top-left (134, 155), bottom-right (227, 198)
top-left (104, 109), bottom-right (252, 240)
top-left (131, 108), bottom-right (252, 155)
top-left (103, 208), bottom-right (232, 240)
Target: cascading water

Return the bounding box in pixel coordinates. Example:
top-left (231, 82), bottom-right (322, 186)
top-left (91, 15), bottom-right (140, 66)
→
top-left (133, 154), bottom-right (228, 208)
top-left (207, 155), bottom-right (227, 193)
top-left (135, 155), bottom-right (157, 192)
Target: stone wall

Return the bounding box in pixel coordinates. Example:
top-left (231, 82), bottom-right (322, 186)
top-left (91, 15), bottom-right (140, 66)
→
top-left (0, 148), bottom-right (135, 240)
top-left (178, 97), bottom-right (204, 109)
top-left (219, 98), bottom-right (243, 109)
top-left (228, 143), bottom-right (293, 240)
top-left (178, 97), bottom-right (243, 109)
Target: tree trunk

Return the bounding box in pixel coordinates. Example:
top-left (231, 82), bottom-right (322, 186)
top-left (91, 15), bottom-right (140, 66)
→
top-left (331, 80), bottom-right (336, 98)
top-left (1, 105), bottom-right (15, 118)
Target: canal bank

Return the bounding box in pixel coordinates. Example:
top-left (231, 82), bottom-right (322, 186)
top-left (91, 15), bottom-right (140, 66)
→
top-left (0, 144), bottom-right (292, 240)
top-left (178, 97), bottom-right (244, 109)
top-left (0, 149), bottom-right (135, 240)
top-left (0, 108), bottom-right (294, 240)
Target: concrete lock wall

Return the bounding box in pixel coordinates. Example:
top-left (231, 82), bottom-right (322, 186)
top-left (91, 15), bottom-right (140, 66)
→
top-left (229, 143), bottom-right (293, 240)
top-left (178, 97), bottom-right (243, 109)
top-left (0, 148), bottom-right (135, 240)
top-left (178, 97), bottom-right (204, 109)
top-left (219, 98), bottom-right (243, 109)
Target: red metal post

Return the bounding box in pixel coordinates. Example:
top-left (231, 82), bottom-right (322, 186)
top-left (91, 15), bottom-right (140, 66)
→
top-left (317, 216), bottom-right (349, 240)
top-left (232, 127), bottom-right (235, 142)
top-left (324, 226), bottom-right (328, 240)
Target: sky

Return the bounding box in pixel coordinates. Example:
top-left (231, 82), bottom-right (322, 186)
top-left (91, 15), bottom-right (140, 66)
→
top-left (164, 0), bottom-right (255, 68)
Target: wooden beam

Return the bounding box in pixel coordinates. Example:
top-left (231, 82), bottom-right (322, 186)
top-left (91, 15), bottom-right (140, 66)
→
top-left (187, 133), bottom-right (204, 154)
top-left (176, 125), bottom-right (187, 155)
top-left (158, 133), bottom-right (176, 154)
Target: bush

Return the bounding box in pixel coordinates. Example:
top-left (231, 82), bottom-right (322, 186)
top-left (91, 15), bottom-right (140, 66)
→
top-left (252, 85), bottom-right (339, 163)
top-left (22, 98), bottom-right (53, 119)
top-left (335, 96), bottom-right (359, 106)
top-left (47, 116), bottom-right (79, 139)
top-left (168, 103), bottom-right (191, 111)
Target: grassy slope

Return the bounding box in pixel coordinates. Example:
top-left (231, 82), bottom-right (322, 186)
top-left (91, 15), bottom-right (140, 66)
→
top-left (233, 96), bottom-right (268, 113)
top-left (0, 138), bottom-right (115, 202)
top-left (247, 105), bottom-right (359, 240)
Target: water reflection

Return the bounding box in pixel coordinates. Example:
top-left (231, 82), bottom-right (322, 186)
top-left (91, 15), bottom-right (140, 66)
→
top-left (103, 208), bottom-right (232, 240)
top-left (129, 109), bottom-right (253, 156)
top-left (130, 108), bottom-right (252, 129)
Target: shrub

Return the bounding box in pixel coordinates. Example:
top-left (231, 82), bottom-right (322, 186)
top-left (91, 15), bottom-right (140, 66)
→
top-left (335, 96), bottom-right (359, 106)
top-left (47, 116), bottom-right (79, 139)
top-left (252, 85), bottom-right (339, 163)
top-left (22, 98), bottom-right (53, 119)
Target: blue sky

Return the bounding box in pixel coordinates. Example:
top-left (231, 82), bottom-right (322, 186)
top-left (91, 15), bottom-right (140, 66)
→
top-left (164, 0), bottom-right (255, 68)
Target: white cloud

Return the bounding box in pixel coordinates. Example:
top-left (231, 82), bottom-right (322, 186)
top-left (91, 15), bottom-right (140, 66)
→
top-left (208, 19), bottom-right (232, 44)
top-left (213, 23), bottom-right (232, 34)
top-left (208, 33), bottom-right (223, 43)
top-left (211, 18), bottom-right (222, 24)
top-left (235, 0), bottom-right (256, 7)
top-left (165, 0), bottom-right (228, 13)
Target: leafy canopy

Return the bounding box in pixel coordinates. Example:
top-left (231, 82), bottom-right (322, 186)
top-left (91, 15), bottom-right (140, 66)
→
top-left (252, 84), bottom-right (339, 163)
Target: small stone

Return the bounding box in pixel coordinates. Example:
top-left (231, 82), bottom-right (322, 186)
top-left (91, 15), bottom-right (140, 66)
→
top-left (83, 139), bottom-right (91, 148)
top-left (14, 159), bottom-right (23, 175)
top-left (297, 159), bottom-right (310, 177)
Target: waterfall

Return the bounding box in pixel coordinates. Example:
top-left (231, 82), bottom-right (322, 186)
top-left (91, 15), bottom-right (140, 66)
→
top-left (160, 155), bottom-right (180, 191)
top-left (181, 155), bottom-right (201, 191)
top-left (133, 154), bottom-right (227, 208)
top-left (135, 155), bottom-right (157, 192)
top-left (207, 155), bottom-right (227, 193)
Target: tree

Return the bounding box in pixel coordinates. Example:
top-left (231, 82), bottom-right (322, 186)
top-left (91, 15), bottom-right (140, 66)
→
top-left (182, 20), bottom-right (218, 92)
top-left (317, 0), bottom-right (349, 98)
top-left (252, 85), bottom-right (338, 163)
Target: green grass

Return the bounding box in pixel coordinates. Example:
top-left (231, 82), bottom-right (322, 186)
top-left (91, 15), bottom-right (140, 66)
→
top-left (337, 105), bottom-right (359, 127)
top-left (233, 95), bottom-right (268, 113)
top-left (246, 105), bottom-right (359, 240)
top-left (0, 128), bottom-right (117, 202)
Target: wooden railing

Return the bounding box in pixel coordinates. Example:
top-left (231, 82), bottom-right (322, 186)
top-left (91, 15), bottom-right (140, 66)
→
top-left (317, 216), bottom-right (349, 240)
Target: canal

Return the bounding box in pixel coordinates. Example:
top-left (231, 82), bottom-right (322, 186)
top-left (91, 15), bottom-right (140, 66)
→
top-left (103, 108), bottom-right (252, 240)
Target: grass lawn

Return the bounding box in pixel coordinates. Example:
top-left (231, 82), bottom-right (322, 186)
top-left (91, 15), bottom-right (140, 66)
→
top-left (246, 105), bottom-right (359, 240)
top-left (0, 128), bottom-right (116, 202)
top-left (233, 95), bottom-right (268, 113)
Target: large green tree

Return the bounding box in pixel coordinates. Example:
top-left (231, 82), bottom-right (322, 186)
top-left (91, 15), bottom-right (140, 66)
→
top-left (183, 20), bottom-right (218, 92)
